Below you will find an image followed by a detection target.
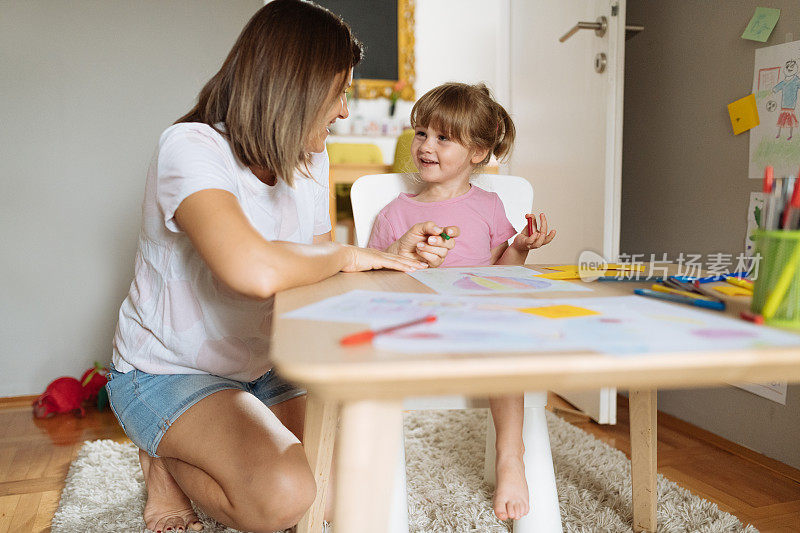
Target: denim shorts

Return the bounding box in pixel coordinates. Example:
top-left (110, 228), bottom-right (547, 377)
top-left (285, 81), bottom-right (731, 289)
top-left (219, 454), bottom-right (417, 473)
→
top-left (105, 366), bottom-right (305, 457)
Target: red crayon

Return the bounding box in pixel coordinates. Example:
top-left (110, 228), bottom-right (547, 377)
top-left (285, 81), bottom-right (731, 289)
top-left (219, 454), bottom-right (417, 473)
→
top-left (340, 315), bottom-right (437, 346)
top-left (740, 311), bottom-right (764, 325)
top-left (525, 214), bottom-right (535, 236)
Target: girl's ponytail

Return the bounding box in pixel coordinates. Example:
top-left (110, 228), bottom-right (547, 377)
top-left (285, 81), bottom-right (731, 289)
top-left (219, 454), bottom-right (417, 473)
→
top-left (492, 104), bottom-right (515, 162)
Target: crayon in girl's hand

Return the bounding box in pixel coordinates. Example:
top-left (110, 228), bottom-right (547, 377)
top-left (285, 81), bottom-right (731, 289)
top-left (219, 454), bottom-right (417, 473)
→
top-left (439, 231), bottom-right (451, 241)
top-left (525, 214), bottom-right (534, 236)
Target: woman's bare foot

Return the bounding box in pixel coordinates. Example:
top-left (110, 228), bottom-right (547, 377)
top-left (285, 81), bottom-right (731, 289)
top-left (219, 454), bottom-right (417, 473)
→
top-left (492, 452), bottom-right (530, 521)
top-left (140, 450), bottom-right (204, 532)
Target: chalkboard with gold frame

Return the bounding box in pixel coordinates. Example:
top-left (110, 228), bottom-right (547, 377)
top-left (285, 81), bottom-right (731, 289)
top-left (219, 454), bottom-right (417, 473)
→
top-left (318, 0), bottom-right (415, 101)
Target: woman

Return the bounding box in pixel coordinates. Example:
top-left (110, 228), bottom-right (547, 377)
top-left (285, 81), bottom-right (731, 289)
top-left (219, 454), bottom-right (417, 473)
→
top-left (105, 1), bottom-right (452, 531)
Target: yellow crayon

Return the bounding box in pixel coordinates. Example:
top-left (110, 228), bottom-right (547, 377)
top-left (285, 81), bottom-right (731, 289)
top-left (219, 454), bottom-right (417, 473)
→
top-left (725, 276), bottom-right (753, 291)
top-left (650, 283), bottom-right (715, 301)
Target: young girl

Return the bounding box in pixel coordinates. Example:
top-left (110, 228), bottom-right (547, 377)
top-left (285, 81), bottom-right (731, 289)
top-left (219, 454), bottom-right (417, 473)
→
top-left (368, 82), bottom-right (556, 522)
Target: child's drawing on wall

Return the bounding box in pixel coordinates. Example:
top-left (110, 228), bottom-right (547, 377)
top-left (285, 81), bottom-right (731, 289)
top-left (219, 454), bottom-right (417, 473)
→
top-left (772, 59), bottom-right (800, 140)
top-left (745, 192), bottom-right (766, 257)
top-left (749, 40), bottom-right (800, 180)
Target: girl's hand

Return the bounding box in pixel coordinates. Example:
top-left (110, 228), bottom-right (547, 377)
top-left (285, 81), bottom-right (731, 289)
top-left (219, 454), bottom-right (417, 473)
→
top-left (512, 213), bottom-right (556, 251)
top-left (341, 245), bottom-right (428, 273)
top-left (393, 221), bottom-right (460, 268)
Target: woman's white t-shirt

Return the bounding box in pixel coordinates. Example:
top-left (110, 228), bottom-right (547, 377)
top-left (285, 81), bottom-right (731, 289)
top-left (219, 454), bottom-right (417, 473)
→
top-left (112, 122), bottom-right (331, 381)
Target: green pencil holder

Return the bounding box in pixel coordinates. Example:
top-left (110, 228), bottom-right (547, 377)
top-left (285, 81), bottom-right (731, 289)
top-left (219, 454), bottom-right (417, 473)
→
top-left (751, 230), bottom-right (800, 329)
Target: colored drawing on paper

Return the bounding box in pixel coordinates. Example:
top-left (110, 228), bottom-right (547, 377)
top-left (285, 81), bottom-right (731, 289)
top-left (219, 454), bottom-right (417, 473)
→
top-left (749, 40), bottom-right (800, 179)
top-left (746, 192), bottom-right (767, 256)
top-left (409, 266), bottom-right (591, 295)
top-left (692, 329), bottom-right (757, 339)
top-left (284, 291), bottom-right (800, 356)
top-left (519, 305), bottom-right (600, 319)
top-left (454, 273), bottom-right (551, 291)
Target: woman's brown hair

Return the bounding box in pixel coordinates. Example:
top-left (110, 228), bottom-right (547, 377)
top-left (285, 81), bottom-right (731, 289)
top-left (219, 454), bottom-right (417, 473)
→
top-left (176, 0), bottom-right (362, 185)
top-left (410, 82), bottom-right (516, 166)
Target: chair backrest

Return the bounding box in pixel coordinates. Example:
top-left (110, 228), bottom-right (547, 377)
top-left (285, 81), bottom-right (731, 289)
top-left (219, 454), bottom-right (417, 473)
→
top-left (350, 173), bottom-right (534, 248)
top-left (326, 143), bottom-right (384, 165)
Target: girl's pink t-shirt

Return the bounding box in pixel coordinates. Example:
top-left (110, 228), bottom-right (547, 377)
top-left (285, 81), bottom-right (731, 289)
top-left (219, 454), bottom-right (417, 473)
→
top-left (367, 186), bottom-right (517, 267)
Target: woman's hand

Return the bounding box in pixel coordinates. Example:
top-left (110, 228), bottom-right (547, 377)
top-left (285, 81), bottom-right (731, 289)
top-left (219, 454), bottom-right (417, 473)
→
top-left (174, 190), bottom-right (424, 298)
top-left (388, 221), bottom-right (460, 268)
top-left (341, 245), bottom-right (428, 273)
top-left (512, 213), bottom-right (556, 251)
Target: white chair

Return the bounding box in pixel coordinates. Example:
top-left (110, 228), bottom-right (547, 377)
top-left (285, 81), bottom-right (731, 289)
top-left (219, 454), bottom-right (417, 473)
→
top-left (350, 173), bottom-right (562, 533)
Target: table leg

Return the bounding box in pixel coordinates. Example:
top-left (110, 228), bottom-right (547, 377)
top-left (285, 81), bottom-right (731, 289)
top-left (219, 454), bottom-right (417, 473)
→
top-left (297, 394), bottom-right (339, 533)
top-left (334, 399), bottom-right (404, 533)
top-left (629, 389), bottom-right (657, 532)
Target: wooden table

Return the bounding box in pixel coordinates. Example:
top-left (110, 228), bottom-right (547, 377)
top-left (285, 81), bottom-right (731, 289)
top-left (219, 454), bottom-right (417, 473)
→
top-left (271, 268), bottom-right (800, 532)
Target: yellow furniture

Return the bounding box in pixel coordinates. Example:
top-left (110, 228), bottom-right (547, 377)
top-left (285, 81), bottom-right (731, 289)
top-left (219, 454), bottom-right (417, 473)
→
top-left (326, 142), bottom-right (384, 165)
top-left (326, 143), bottom-right (388, 242)
top-left (390, 128), bottom-right (418, 173)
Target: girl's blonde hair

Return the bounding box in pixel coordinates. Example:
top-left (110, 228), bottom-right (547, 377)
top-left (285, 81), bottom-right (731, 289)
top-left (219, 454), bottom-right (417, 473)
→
top-left (410, 82), bottom-right (516, 166)
top-left (176, 0), bottom-right (362, 186)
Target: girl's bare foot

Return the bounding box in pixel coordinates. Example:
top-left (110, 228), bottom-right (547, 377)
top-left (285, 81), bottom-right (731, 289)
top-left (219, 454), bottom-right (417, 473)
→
top-left (492, 452), bottom-right (529, 521)
top-left (140, 450), bottom-right (204, 532)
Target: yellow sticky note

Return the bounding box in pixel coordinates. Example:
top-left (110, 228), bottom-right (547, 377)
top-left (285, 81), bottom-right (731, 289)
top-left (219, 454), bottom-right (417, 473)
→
top-left (519, 305), bottom-right (601, 319)
top-left (546, 264), bottom-right (645, 272)
top-left (713, 285), bottom-right (753, 297)
top-left (728, 94), bottom-right (759, 135)
top-left (605, 263), bottom-right (646, 272)
top-left (545, 265), bottom-right (580, 271)
top-left (535, 270), bottom-right (582, 280)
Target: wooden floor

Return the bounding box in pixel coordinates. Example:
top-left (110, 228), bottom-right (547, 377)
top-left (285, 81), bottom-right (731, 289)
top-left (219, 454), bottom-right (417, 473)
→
top-left (1, 393), bottom-right (799, 532)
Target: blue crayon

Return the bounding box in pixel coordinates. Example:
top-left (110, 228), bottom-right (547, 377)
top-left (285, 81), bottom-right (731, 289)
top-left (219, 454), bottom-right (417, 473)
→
top-left (634, 288), bottom-right (725, 311)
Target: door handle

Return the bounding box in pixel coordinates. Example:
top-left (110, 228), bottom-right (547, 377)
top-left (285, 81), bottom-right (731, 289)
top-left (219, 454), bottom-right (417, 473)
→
top-left (625, 24), bottom-right (644, 40)
top-left (559, 16), bottom-right (607, 42)
top-left (559, 16), bottom-right (645, 43)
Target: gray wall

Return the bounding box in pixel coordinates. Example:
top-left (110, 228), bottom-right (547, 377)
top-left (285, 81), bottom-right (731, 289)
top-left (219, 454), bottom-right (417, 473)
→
top-left (623, 1), bottom-right (800, 468)
top-left (0, 1), bottom-right (262, 397)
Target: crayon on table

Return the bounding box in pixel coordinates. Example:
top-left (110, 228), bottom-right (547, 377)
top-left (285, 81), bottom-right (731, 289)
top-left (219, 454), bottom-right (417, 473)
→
top-left (650, 284), bottom-right (716, 301)
top-left (666, 277), bottom-right (702, 293)
top-left (596, 276), bottom-right (665, 281)
top-left (634, 288), bottom-right (726, 311)
top-left (740, 310), bottom-right (765, 324)
top-left (725, 277), bottom-right (753, 290)
top-left (340, 315), bottom-right (437, 346)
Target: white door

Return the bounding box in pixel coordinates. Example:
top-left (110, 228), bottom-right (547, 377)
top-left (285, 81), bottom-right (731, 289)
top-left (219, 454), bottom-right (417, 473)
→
top-left (507, 0), bottom-right (626, 423)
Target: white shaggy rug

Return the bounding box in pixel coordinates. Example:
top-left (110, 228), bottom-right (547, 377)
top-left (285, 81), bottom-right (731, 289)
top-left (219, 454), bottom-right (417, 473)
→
top-left (52, 409), bottom-right (757, 532)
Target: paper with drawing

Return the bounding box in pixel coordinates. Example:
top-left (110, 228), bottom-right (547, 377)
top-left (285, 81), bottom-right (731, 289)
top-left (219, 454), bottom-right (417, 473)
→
top-left (284, 290), bottom-right (800, 355)
top-left (408, 265), bottom-right (592, 295)
top-left (749, 39), bottom-right (800, 179)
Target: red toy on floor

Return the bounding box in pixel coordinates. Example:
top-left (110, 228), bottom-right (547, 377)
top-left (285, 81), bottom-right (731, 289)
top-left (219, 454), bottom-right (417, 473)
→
top-left (32, 363), bottom-right (108, 418)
